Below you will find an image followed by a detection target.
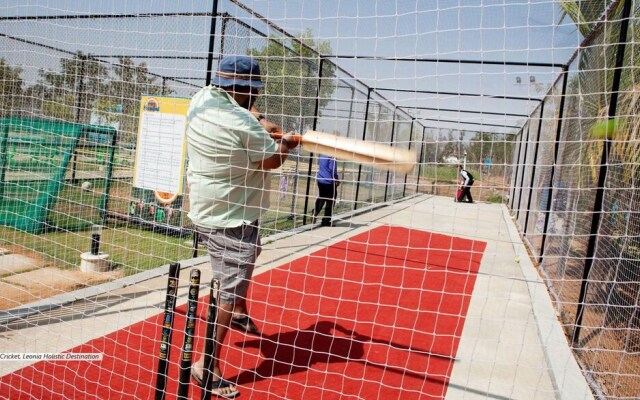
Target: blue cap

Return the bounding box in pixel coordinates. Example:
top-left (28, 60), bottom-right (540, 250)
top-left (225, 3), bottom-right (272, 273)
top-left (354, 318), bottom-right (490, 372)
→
top-left (212, 56), bottom-right (263, 89)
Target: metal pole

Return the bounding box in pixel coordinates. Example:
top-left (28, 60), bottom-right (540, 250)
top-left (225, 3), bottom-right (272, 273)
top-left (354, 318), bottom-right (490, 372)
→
top-left (71, 54), bottom-right (87, 185)
top-left (0, 125), bottom-right (9, 201)
top-left (339, 87), bottom-right (356, 204)
top-left (515, 122), bottom-right (532, 221)
top-left (354, 88), bottom-right (372, 210)
top-left (403, 119), bottom-right (416, 197)
top-left (523, 102), bottom-right (545, 235)
top-left (509, 129), bottom-right (524, 211)
top-left (218, 16), bottom-right (227, 64)
top-left (384, 107), bottom-right (398, 202)
top-left (100, 128), bottom-right (118, 225)
top-left (415, 127), bottom-right (426, 193)
top-left (367, 107), bottom-right (378, 202)
top-left (204, 0), bottom-right (220, 86)
top-left (288, 120), bottom-right (302, 220)
top-left (539, 66), bottom-right (569, 263)
top-left (289, 62), bottom-right (314, 221)
top-left (573, 0), bottom-right (632, 347)
top-left (302, 58), bottom-right (324, 225)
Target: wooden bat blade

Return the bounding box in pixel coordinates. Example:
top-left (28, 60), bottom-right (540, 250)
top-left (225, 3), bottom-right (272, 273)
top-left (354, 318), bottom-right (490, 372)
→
top-left (300, 130), bottom-right (416, 173)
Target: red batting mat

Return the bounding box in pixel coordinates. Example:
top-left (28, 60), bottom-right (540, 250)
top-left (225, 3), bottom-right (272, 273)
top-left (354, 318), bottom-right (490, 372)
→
top-left (0, 225), bottom-right (486, 399)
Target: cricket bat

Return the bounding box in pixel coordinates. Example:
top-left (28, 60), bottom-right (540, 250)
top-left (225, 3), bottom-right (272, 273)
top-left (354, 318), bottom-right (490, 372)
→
top-left (275, 130), bottom-right (417, 173)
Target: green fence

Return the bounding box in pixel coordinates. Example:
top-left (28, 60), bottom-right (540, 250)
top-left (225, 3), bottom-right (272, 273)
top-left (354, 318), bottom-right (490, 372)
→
top-left (0, 118), bottom-right (117, 234)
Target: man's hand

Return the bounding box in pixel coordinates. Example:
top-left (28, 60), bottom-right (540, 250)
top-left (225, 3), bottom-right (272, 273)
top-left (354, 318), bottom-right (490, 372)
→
top-left (280, 132), bottom-right (300, 150)
top-left (258, 131), bottom-right (299, 170)
top-left (268, 131), bottom-right (300, 150)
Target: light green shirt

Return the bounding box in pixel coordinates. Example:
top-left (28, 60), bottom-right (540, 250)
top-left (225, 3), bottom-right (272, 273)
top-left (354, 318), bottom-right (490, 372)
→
top-left (186, 86), bottom-right (279, 229)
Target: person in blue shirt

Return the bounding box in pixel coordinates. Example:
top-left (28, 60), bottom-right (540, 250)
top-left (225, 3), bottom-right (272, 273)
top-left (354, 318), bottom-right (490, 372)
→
top-left (313, 155), bottom-right (340, 226)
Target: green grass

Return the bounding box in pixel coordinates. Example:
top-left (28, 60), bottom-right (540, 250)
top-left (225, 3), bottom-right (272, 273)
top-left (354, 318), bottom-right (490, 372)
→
top-left (420, 165), bottom-right (461, 182)
top-left (1, 207), bottom-right (317, 278)
top-left (0, 225), bottom-right (194, 277)
top-left (260, 213), bottom-right (300, 234)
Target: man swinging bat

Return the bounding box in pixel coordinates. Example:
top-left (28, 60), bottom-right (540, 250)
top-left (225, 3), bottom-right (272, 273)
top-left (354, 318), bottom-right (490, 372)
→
top-left (185, 55), bottom-right (299, 398)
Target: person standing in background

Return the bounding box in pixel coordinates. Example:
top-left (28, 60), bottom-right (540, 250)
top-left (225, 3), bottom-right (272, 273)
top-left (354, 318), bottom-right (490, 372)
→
top-left (457, 164), bottom-right (475, 203)
top-left (313, 155), bottom-right (340, 227)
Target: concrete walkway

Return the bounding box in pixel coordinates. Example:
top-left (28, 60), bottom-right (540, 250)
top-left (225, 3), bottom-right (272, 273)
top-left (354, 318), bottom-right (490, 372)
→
top-left (0, 194), bottom-right (593, 399)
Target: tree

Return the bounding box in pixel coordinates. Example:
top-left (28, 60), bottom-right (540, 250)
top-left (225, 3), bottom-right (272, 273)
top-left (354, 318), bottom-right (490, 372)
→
top-left (466, 131), bottom-right (513, 174)
top-left (558, 1), bottom-right (639, 182)
top-left (0, 58), bottom-right (24, 118)
top-left (97, 57), bottom-right (167, 142)
top-left (437, 130), bottom-right (461, 162)
top-left (25, 51), bottom-right (109, 123)
top-left (248, 28), bottom-right (335, 132)
top-left (25, 54), bottom-right (168, 143)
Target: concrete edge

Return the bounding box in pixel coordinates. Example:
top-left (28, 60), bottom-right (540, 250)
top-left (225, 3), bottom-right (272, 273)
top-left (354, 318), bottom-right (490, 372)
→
top-left (501, 205), bottom-right (594, 400)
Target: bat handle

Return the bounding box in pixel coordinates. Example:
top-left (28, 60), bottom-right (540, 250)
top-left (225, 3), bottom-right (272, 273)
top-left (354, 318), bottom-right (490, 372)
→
top-left (270, 131), bottom-right (302, 143)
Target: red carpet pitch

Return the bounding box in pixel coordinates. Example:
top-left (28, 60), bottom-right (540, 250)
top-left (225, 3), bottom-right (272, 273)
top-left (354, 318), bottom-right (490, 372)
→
top-left (1, 226), bottom-right (486, 399)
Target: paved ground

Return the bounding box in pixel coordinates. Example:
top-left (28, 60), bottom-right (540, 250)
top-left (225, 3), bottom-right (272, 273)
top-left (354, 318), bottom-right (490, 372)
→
top-left (0, 194), bottom-right (593, 399)
top-left (0, 249), bottom-right (123, 311)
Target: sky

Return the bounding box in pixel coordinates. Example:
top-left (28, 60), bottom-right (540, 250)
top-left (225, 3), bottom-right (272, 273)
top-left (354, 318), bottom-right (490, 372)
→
top-left (0, 0), bottom-right (582, 135)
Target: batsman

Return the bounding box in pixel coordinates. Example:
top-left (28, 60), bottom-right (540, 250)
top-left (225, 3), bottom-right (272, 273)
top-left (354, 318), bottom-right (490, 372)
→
top-left (185, 55), bottom-right (299, 398)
